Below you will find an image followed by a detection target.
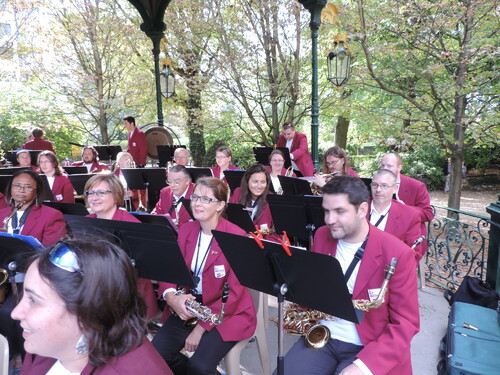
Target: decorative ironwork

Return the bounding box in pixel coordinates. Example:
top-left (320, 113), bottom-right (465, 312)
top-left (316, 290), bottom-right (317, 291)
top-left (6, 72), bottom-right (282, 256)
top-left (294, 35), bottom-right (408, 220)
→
top-left (423, 205), bottom-right (490, 291)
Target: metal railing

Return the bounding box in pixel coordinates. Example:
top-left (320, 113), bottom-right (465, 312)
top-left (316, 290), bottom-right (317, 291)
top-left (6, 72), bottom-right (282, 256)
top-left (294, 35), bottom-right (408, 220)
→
top-left (423, 205), bottom-right (491, 291)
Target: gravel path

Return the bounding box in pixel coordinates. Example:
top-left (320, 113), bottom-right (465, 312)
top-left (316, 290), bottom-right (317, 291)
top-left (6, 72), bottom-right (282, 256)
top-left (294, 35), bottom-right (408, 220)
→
top-left (429, 188), bottom-right (499, 217)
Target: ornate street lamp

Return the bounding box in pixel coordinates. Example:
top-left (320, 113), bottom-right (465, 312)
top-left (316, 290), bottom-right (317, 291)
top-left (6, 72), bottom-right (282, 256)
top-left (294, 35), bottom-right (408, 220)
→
top-left (327, 34), bottom-right (352, 87)
top-left (160, 64), bottom-right (175, 98)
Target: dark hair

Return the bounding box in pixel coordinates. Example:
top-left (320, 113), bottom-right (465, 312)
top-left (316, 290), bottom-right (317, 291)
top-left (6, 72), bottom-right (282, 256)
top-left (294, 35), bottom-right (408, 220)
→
top-left (194, 177), bottom-right (228, 216)
top-left (82, 146), bottom-right (99, 162)
top-left (6, 169), bottom-right (44, 206)
top-left (169, 164), bottom-right (191, 180)
top-left (84, 174), bottom-right (125, 207)
top-left (238, 164), bottom-right (270, 221)
top-left (123, 116), bottom-right (136, 126)
top-left (323, 146), bottom-right (351, 175)
top-left (322, 175), bottom-right (369, 210)
top-left (38, 150), bottom-right (64, 176)
top-left (282, 121), bottom-right (295, 130)
top-left (31, 238), bottom-right (147, 366)
top-left (32, 128), bottom-right (43, 138)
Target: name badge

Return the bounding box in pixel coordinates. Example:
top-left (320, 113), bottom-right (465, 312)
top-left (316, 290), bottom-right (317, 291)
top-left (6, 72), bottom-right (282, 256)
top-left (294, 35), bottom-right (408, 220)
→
top-left (55, 194), bottom-right (63, 201)
top-left (214, 265), bottom-right (226, 279)
top-left (132, 142), bottom-right (136, 147)
top-left (260, 223), bottom-right (269, 231)
top-left (368, 288), bottom-right (382, 302)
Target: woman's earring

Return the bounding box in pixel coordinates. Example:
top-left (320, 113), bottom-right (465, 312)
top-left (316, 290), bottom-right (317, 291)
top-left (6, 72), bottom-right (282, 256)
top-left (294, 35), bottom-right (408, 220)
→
top-left (75, 335), bottom-right (89, 355)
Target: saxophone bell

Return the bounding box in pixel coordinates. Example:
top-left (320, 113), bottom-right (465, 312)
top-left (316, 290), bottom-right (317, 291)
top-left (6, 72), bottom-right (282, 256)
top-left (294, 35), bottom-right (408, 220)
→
top-left (2, 201), bottom-right (26, 232)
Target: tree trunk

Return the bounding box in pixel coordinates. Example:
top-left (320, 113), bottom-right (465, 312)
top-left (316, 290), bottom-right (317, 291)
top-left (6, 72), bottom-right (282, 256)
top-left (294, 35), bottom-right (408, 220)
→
top-left (334, 115), bottom-right (349, 149)
top-left (186, 80), bottom-right (205, 167)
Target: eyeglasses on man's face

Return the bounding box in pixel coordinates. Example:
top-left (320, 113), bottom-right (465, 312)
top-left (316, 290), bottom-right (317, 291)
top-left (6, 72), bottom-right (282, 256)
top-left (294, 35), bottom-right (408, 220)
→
top-left (84, 189), bottom-right (112, 198)
top-left (49, 242), bottom-right (84, 276)
top-left (370, 183), bottom-right (395, 191)
top-left (190, 194), bottom-right (220, 204)
top-left (166, 177), bottom-right (187, 186)
top-left (325, 159), bottom-right (341, 167)
top-left (12, 184), bottom-right (35, 192)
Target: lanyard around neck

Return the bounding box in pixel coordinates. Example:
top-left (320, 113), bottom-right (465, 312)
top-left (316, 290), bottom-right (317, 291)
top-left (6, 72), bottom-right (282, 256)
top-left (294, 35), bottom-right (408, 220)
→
top-left (192, 229), bottom-right (214, 291)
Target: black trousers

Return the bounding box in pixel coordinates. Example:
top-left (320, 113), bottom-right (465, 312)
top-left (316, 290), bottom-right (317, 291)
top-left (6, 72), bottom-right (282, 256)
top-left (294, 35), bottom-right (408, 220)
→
top-left (0, 285), bottom-right (24, 359)
top-left (152, 314), bottom-right (236, 375)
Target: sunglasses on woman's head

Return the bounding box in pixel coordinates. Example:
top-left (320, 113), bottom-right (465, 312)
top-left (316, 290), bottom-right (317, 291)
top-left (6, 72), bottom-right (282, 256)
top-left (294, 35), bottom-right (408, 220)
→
top-left (49, 242), bottom-right (84, 276)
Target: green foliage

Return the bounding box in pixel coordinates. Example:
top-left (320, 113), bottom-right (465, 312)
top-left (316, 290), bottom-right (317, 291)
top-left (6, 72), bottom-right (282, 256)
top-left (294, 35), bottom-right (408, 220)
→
top-left (465, 145), bottom-right (500, 171)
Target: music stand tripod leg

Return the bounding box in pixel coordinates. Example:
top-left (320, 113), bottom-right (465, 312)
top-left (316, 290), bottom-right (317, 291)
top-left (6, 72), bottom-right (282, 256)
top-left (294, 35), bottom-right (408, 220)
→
top-left (275, 283), bottom-right (288, 375)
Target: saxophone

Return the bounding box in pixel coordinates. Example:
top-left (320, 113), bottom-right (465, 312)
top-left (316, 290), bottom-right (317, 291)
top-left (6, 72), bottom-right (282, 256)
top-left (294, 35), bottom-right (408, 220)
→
top-left (280, 258), bottom-right (398, 349)
top-left (275, 166), bottom-right (295, 195)
top-left (2, 201), bottom-right (26, 232)
top-left (173, 282), bottom-right (230, 328)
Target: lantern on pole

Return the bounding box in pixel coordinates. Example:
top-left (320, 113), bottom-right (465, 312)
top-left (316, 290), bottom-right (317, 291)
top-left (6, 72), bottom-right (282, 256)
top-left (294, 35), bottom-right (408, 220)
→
top-left (160, 63), bottom-right (175, 98)
top-left (327, 34), bottom-right (352, 87)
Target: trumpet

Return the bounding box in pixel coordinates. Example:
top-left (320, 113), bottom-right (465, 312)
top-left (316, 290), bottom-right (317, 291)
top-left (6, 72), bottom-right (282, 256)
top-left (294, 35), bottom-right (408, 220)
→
top-left (2, 201), bottom-right (26, 232)
top-left (173, 282), bottom-right (230, 328)
top-left (280, 257), bottom-right (398, 349)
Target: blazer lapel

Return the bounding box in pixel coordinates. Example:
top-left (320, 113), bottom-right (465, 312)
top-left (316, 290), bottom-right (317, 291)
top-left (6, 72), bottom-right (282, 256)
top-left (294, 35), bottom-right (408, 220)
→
top-left (21, 205), bottom-right (40, 236)
top-left (352, 236), bottom-right (383, 298)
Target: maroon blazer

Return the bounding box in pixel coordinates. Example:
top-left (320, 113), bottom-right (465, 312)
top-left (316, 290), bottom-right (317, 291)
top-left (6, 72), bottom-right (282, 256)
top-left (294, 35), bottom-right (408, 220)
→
top-left (158, 219), bottom-right (257, 342)
top-left (86, 209), bottom-right (158, 319)
top-left (0, 205), bottom-right (67, 246)
top-left (347, 167), bottom-right (360, 177)
top-left (276, 131), bottom-right (314, 176)
top-left (20, 339), bottom-right (173, 375)
top-left (72, 160), bottom-right (110, 173)
top-left (151, 183), bottom-right (194, 228)
top-left (368, 199), bottom-right (423, 259)
top-left (0, 193), bottom-right (7, 209)
top-left (127, 128), bottom-right (147, 166)
top-left (50, 175), bottom-right (75, 203)
top-left (211, 164), bottom-right (239, 185)
top-left (398, 174), bottom-right (434, 256)
top-left (312, 225), bottom-right (419, 375)
top-left (22, 138), bottom-right (56, 153)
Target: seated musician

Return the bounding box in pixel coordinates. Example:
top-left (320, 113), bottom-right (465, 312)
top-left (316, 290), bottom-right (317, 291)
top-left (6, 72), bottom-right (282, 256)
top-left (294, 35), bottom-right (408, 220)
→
top-left (230, 164), bottom-right (277, 239)
top-left (266, 149), bottom-right (296, 194)
top-left (83, 173), bottom-right (158, 320)
top-left (211, 145), bottom-right (239, 186)
top-left (152, 165), bottom-right (194, 228)
top-left (173, 147), bottom-right (190, 167)
top-left (368, 169), bottom-right (422, 257)
top-left (37, 150), bottom-right (75, 203)
top-left (277, 176), bottom-right (419, 375)
top-left (113, 151), bottom-right (145, 211)
top-left (11, 238), bottom-right (173, 375)
top-left (152, 177), bottom-right (256, 374)
top-left (312, 146), bottom-right (359, 189)
top-left (72, 146), bottom-right (110, 173)
top-left (0, 169), bottom-right (67, 374)
top-left (16, 150), bottom-right (37, 171)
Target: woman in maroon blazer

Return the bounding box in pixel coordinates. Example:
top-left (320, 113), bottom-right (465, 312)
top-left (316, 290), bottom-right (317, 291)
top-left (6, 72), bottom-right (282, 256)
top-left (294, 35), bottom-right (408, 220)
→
top-left (0, 169), bottom-right (67, 373)
top-left (83, 173), bottom-right (158, 320)
top-left (210, 145), bottom-right (239, 185)
top-left (37, 150), bottom-right (75, 203)
top-left (12, 238), bottom-right (172, 375)
top-left (153, 177), bottom-right (256, 374)
top-left (230, 164), bottom-right (278, 240)
top-left (266, 149), bottom-right (296, 194)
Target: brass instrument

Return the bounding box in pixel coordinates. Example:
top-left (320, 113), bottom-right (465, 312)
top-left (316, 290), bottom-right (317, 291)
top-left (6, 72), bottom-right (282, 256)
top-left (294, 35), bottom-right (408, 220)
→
top-left (280, 257), bottom-right (398, 349)
top-left (173, 282), bottom-right (229, 328)
top-left (2, 201), bottom-right (26, 232)
top-left (310, 171), bottom-right (339, 196)
top-left (0, 268), bottom-right (8, 286)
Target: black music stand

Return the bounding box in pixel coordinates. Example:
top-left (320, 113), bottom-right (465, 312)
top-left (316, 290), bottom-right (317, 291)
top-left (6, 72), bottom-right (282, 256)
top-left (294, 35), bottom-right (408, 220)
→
top-left (4, 150), bottom-right (41, 167)
top-left (224, 170), bottom-right (246, 193)
top-left (186, 167), bottom-right (212, 183)
top-left (121, 168), bottom-right (167, 211)
top-left (39, 175), bottom-right (56, 201)
top-left (179, 199), bottom-right (194, 221)
top-left (107, 145), bottom-right (122, 161)
top-left (267, 194), bottom-right (324, 248)
top-left (0, 167), bottom-right (32, 176)
top-left (253, 147), bottom-right (292, 169)
top-left (360, 177), bottom-right (373, 197)
top-left (212, 230), bottom-right (357, 375)
top-left (64, 215), bottom-right (194, 286)
top-left (130, 213), bottom-right (179, 235)
top-left (63, 166), bottom-right (88, 175)
top-left (277, 175), bottom-right (313, 196)
top-left (157, 145), bottom-right (187, 167)
top-left (0, 176), bottom-right (10, 195)
top-left (44, 201), bottom-right (89, 216)
top-left (68, 174), bottom-right (95, 195)
top-left (225, 203), bottom-right (255, 233)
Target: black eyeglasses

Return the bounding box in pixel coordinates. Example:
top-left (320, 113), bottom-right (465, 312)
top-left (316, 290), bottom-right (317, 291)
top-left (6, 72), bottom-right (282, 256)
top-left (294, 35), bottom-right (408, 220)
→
top-left (190, 194), bottom-right (220, 204)
top-left (84, 189), bottom-right (112, 198)
top-left (49, 242), bottom-right (84, 276)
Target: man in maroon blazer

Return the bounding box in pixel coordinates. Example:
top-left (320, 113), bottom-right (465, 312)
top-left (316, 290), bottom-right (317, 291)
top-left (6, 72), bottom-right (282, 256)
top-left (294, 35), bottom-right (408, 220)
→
top-left (71, 146), bottom-right (110, 173)
top-left (278, 176), bottom-right (419, 375)
top-left (123, 116), bottom-right (147, 167)
top-left (368, 169), bottom-right (423, 259)
top-left (276, 122), bottom-right (314, 177)
top-left (151, 165), bottom-right (194, 228)
top-left (381, 153), bottom-right (434, 258)
top-left (21, 128), bottom-right (56, 154)
top-left (16, 150), bottom-right (37, 171)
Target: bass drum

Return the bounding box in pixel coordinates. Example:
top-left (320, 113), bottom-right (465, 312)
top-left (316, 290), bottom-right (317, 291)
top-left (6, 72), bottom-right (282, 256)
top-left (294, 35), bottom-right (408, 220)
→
top-left (144, 126), bottom-right (173, 160)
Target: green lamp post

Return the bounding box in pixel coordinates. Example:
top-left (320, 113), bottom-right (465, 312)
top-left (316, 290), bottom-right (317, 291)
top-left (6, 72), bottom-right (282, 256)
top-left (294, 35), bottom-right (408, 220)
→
top-left (297, 0), bottom-right (328, 169)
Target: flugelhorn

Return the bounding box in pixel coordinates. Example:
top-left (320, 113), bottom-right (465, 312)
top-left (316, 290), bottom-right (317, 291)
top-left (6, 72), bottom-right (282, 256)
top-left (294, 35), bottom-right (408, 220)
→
top-left (280, 257), bottom-right (398, 349)
top-left (2, 201), bottom-right (26, 232)
top-left (173, 282), bottom-right (230, 328)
